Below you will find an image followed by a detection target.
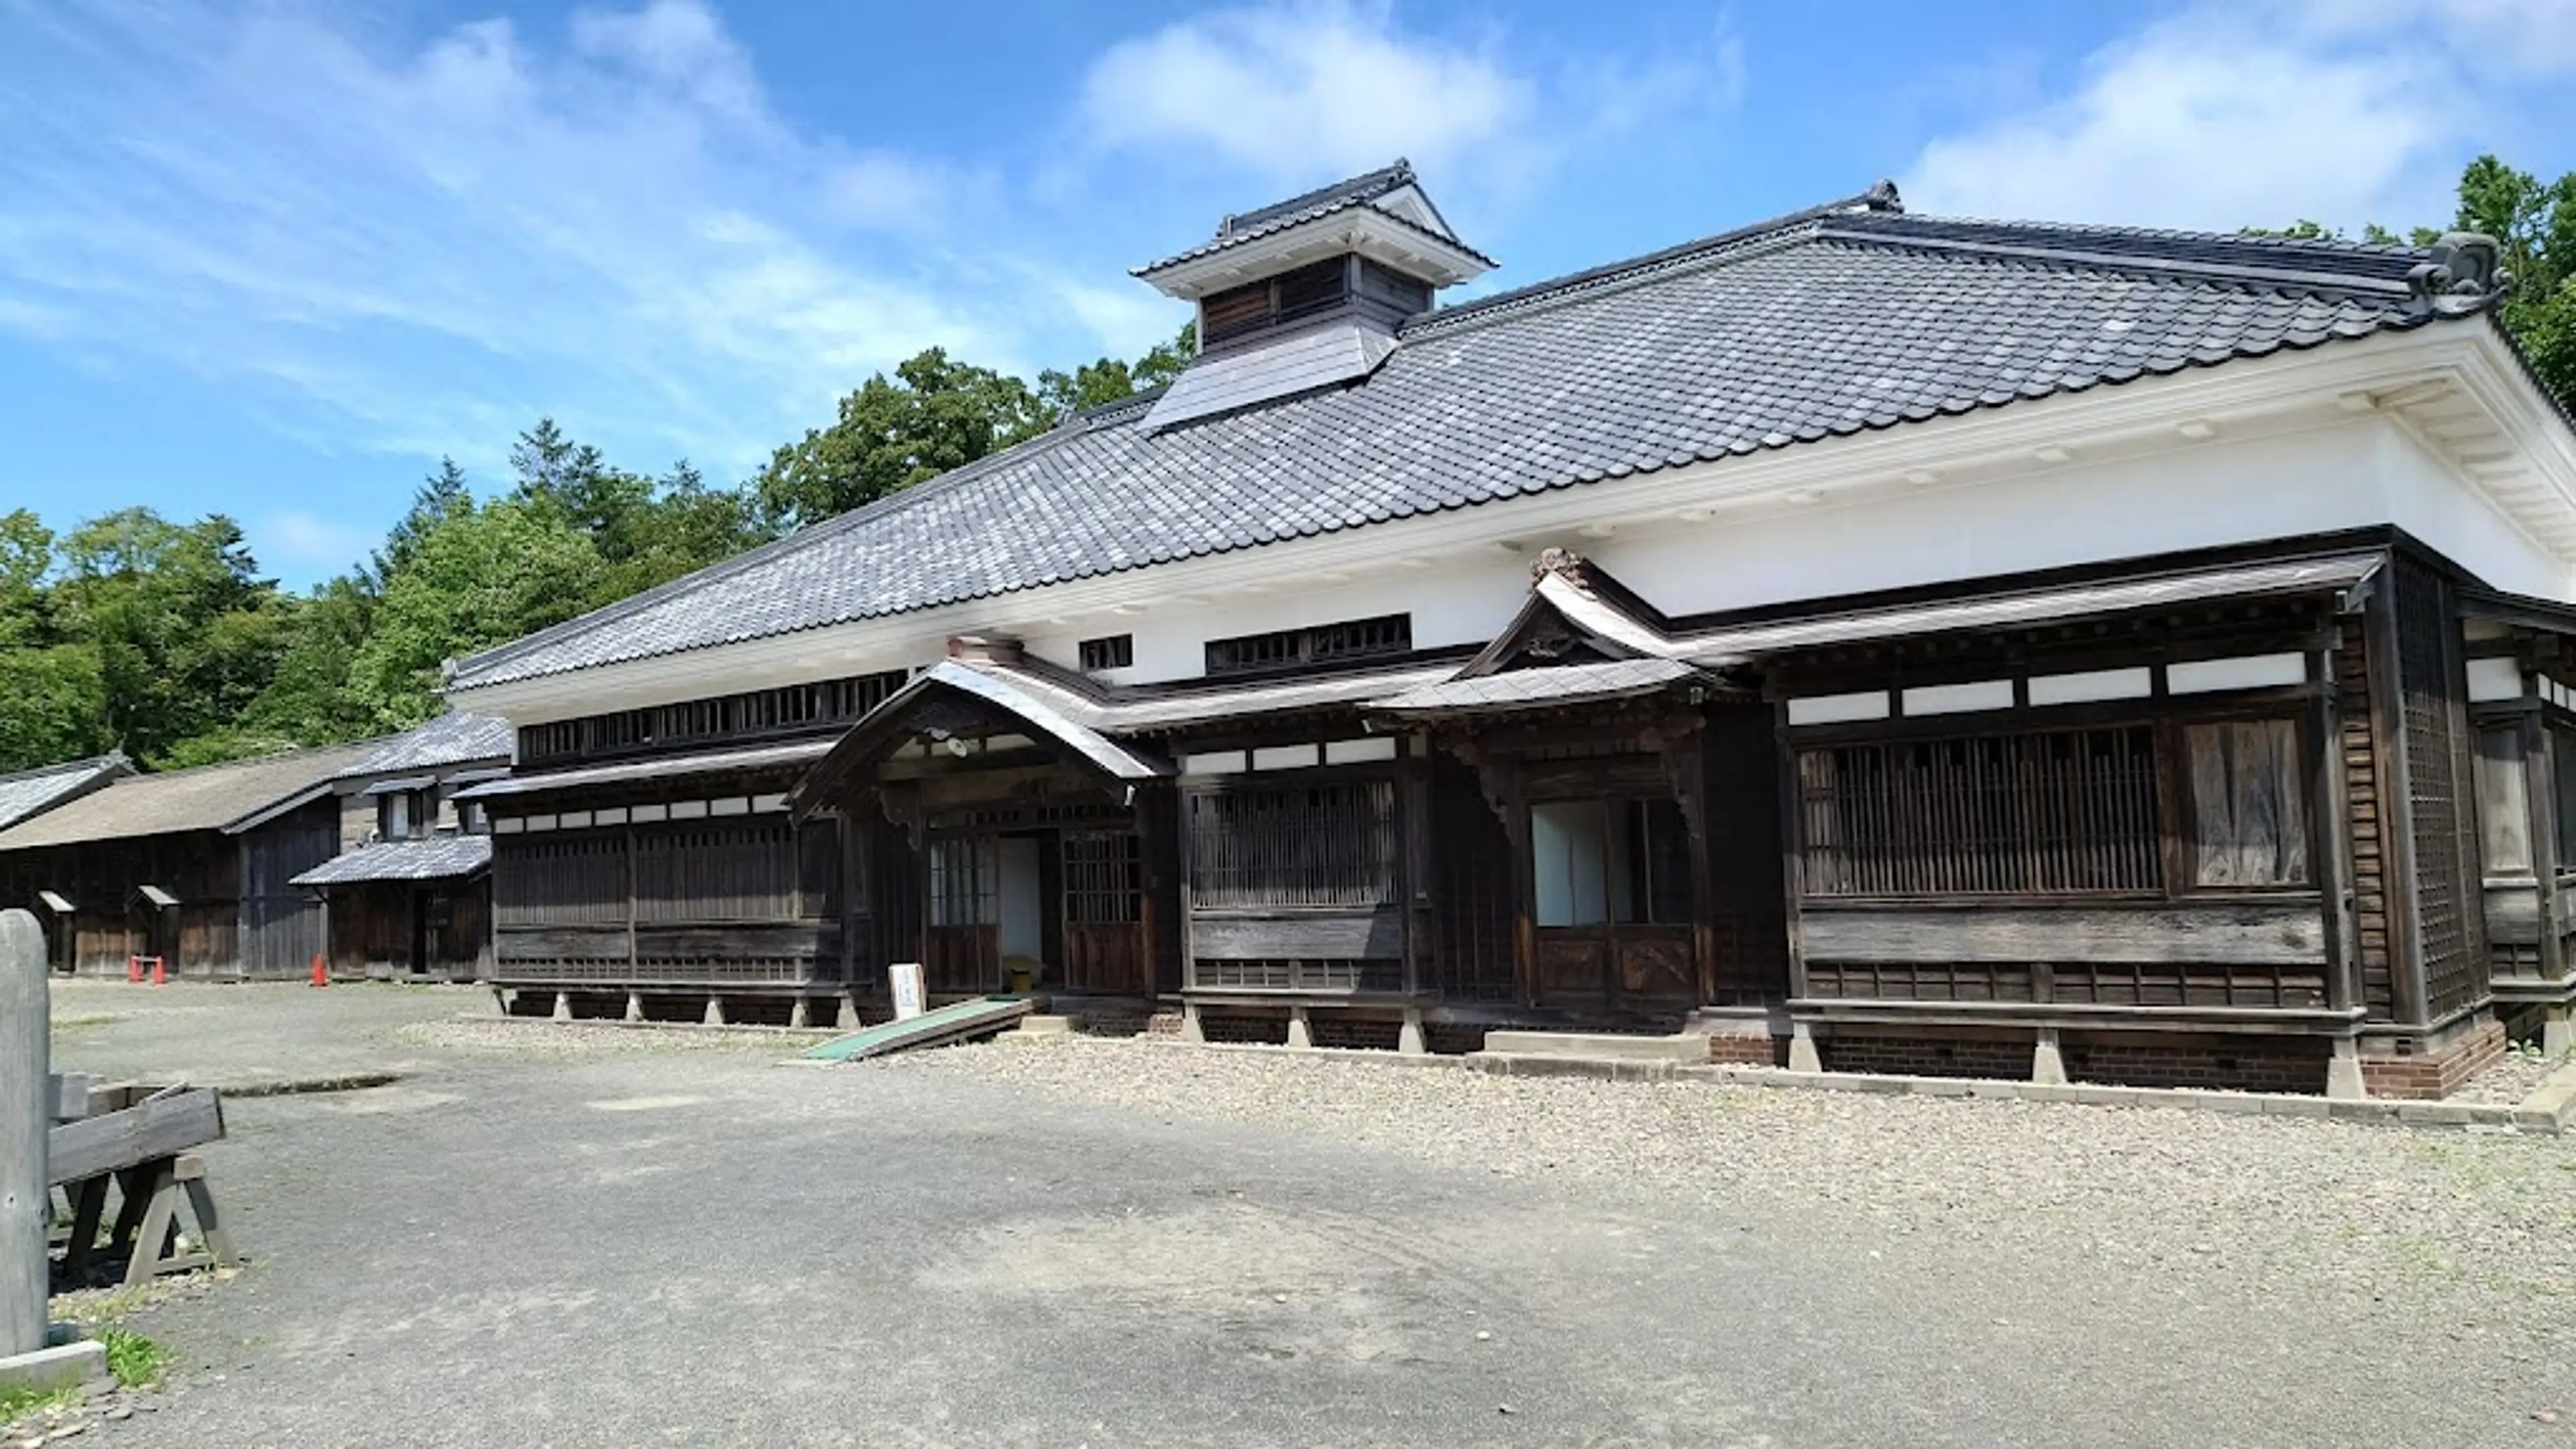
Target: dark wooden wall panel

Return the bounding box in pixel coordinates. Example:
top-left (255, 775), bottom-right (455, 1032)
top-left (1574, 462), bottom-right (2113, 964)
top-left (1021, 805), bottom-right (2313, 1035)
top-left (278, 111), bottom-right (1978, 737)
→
top-left (1799, 901), bottom-right (2329, 966)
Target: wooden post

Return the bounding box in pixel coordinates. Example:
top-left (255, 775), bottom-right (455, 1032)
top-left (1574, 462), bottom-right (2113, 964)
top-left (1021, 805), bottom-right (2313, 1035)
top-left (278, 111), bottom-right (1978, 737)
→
top-left (3, 909), bottom-right (48, 1357)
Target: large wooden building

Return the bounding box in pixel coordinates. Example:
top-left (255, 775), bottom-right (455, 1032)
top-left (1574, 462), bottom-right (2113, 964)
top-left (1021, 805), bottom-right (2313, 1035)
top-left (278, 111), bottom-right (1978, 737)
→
top-left (0, 741), bottom-right (376, 977)
top-left (444, 165), bottom-right (2576, 1095)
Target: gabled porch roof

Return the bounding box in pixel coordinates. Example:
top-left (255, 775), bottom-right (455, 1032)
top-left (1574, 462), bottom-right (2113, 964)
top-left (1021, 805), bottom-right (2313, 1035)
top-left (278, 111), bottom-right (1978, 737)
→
top-left (789, 658), bottom-right (1173, 817)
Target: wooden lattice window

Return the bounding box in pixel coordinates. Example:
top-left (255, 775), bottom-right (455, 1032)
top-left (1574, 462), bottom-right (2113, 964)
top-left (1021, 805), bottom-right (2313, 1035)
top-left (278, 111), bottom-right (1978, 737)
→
top-left (1063, 830), bottom-right (1142, 924)
top-left (927, 837), bottom-right (997, 926)
top-left (1798, 726), bottom-right (2163, 898)
top-left (1199, 258), bottom-right (1353, 345)
top-left (513, 669), bottom-right (909, 767)
top-left (1188, 780), bottom-right (1399, 908)
top-left (493, 835), bottom-right (627, 925)
top-left (1079, 634), bottom-right (1134, 672)
top-left (1205, 614), bottom-right (1411, 677)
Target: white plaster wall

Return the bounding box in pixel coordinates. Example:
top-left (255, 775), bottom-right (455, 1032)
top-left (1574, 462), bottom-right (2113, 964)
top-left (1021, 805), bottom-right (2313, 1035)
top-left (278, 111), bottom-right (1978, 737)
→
top-left (1595, 417), bottom-right (2571, 618)
top-left (1020, 564), bottom-right (1534, 685)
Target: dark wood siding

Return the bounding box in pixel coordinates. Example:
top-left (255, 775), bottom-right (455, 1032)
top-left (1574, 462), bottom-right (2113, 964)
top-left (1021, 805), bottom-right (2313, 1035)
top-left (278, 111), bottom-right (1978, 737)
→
top-left (492, 813), bottom-right (841, 985)
top-left (238, 801), bottom-right (338, 977)
top-left (2339, 616), bottom-right (2396, 1019)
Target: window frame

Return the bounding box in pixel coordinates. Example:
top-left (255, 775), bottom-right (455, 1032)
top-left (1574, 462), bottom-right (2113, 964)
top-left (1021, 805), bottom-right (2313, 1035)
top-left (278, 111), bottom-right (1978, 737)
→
top-left (1785, 702), bottom-right (2325, 906)
top-left (1529, 790), bottom-right (1694, 929)
top-left (2171, 712), bottom-right (2318, 895)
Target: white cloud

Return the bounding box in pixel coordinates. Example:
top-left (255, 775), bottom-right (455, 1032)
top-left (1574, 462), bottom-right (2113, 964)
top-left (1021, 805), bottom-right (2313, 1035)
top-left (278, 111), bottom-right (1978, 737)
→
top-left (1069, 2), bottom-right (1745, 199)
top-left (0, 1), bottom-right (1102, 486)
top-left (1902, 10), bottom-right (2451, 231)
top-left (1900, 1), bottom-right (2576, 234)
top-left (1077, 3), bottom-right (1529, 182)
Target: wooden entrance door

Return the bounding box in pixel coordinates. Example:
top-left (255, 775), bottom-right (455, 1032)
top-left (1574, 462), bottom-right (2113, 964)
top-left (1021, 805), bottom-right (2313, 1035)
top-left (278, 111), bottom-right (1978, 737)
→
top-left (922, 835), bottom-right (1000, 993)
top-left (1527, 796), bottom-right (1699, 1016)
top-left (1061, 828), bottom-right (1147, 995)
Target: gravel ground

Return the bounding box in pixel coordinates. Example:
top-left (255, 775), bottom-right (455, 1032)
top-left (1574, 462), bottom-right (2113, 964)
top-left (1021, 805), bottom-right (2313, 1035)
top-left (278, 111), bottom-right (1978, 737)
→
top-left (2459, 1044), bottom-right (2575, 1105)
top-left (33, 992), bottom-right (2576, 1447)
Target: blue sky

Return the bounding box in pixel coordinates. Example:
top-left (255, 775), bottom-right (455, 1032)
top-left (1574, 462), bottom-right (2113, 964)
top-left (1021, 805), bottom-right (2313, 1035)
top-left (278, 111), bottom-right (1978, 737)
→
top-left (4, 0), bottom-right (2573, 589)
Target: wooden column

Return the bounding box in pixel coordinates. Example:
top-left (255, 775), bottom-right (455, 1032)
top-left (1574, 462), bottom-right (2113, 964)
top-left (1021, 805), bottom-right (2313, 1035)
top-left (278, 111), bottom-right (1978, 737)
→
top-left (2314, 638), bottom-right (2359, 1012)
top-left (2, 910), bottom-right (46, 1357)
top-left (1399, 743), bottom-right (1434, 998)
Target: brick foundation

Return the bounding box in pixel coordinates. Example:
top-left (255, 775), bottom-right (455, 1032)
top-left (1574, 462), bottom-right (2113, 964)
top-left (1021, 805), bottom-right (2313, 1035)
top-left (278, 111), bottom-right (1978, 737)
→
top-left (1196, 1011), bottom-right (1292, 1045)
top-left (2359, 1017), bottom-right (2507, 1099)
top-left (1705, 1034), bottom-right (1785, 1067)
top-left (1816, 1028), bottom-right (2031, 1080)
top-left (2061, 1034), bottom-right (2329, 1095)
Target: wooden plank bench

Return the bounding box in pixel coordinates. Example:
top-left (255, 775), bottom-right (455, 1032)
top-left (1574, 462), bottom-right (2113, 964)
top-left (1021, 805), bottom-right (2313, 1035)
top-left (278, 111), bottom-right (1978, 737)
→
top-left (46, 1082), bottom-right (235, 1287)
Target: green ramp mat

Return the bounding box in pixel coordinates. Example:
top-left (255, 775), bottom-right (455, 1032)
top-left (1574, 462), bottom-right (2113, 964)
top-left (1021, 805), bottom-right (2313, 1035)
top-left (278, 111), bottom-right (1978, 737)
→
top-left (801, 996), bottom-right (1034, 1062)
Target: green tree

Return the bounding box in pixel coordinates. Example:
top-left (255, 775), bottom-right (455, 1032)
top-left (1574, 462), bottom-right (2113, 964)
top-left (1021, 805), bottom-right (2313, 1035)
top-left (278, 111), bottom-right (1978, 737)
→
top-left (598, 459), bottom-right (765, 598)
top-left (347, 496), bottom-right (608, 729)
top-left (0, 643), bottom-right (111, 770)
top-left (753, 349), bottom-right (1053, 530)
top-left (49, 509), bottom-right (293, 765)
top-left (0, 509), bottom-right (52, 647)
top-left (2455, 154), bottom-right (2576, 411)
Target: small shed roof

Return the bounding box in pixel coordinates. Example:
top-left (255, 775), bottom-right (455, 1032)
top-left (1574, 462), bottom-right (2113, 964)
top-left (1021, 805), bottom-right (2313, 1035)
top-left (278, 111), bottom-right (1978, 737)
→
top-left (292, 835), bottom-right (492, 887)
top-left (1373, 657), bottom-right (1706, 714)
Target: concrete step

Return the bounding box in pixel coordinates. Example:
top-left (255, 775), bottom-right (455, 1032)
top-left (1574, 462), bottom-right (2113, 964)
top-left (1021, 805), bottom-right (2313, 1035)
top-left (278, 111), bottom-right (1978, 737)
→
top-left (1012, 1014), bottom-right (1073, 1038)
top-left (1479, 1030), bottom-right (1707, 1064)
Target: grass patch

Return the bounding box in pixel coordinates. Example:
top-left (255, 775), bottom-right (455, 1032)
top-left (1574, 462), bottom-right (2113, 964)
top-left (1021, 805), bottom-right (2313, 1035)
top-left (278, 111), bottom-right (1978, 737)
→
top-left (100, 1328), bottom-right (167, 1389)
top-left (0, 1383), bottom-right (82, 1426)
top-left (48, 1014), bottom-right (121, 1030)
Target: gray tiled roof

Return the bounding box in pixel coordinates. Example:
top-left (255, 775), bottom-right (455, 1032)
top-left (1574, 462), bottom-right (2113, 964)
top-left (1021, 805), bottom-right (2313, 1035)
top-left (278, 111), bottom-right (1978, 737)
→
top-left (451, 198), bottom-right (2496, 692)
top-left (339, 712), bottom-right (511, 779)
top-left (0, 755), bottom-right (127, 832)
top-left (290, 834), bottom-right (492, 887)
top-left (1374, 657), bottom-right (1701, 713)
top-left (453, 739), bottom-right (833, 800)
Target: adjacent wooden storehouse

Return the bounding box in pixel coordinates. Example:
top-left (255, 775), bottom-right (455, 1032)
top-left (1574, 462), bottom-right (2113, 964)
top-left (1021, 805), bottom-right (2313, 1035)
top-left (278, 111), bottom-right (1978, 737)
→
top-left (444, 164), bottom-right (2576, 1096)
top-left (292, 712), bottom-right (512, 981)
top-left (0, 742), bottom-right (374, 977)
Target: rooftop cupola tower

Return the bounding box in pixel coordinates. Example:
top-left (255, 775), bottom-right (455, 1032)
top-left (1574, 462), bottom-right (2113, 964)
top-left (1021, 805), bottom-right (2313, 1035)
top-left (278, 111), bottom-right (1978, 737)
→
top-left (1131, 160), bottom-right (1494, 432)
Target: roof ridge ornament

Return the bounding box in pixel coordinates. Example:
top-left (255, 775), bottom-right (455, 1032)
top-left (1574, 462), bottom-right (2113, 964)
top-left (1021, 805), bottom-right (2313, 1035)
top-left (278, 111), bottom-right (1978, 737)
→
top-left (1862, 178), bottom-right (1903, 213)
top-left (2408, 231), bottom-right (2512, 305)
top-left (1530, 546), bottom-right (1591, 583)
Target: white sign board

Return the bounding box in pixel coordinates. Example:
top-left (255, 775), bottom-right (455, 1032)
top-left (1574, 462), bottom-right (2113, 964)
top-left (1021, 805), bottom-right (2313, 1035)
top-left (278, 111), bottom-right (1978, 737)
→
top-left (888, 962), bottom-right (926, 1022)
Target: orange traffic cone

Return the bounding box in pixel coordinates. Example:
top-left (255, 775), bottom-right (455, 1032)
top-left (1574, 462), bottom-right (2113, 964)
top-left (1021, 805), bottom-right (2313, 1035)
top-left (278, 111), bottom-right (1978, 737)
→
top-left (310, 954), bottom-right (329, 988)
top-left (150, 958), bottom-right (166, 987)
top-left (126, 955), bottom-right (142, 983)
